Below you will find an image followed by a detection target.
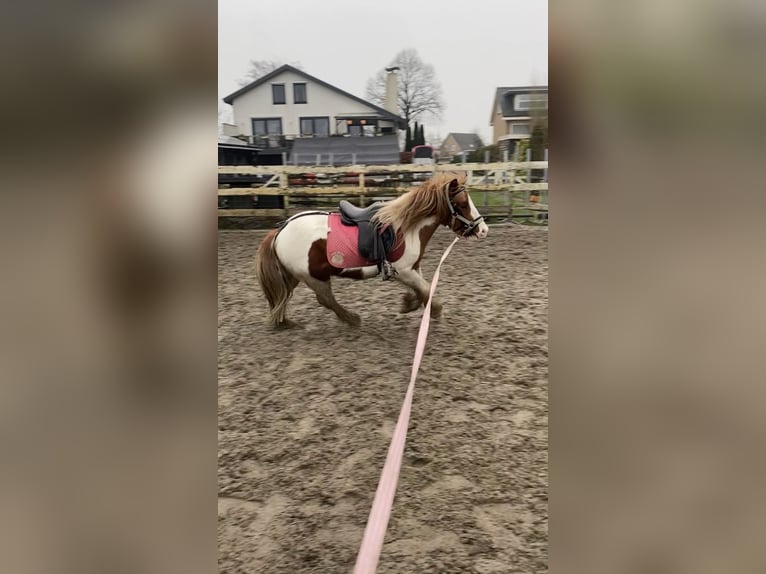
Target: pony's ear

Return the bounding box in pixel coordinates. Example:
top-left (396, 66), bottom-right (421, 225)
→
top-left (447, 178), bottom-right (461, 196)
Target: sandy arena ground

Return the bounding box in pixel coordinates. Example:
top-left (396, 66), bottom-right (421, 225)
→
top-left (218, 224), bottom-right (548, 573)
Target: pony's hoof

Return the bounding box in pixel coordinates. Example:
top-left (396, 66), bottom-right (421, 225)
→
top-left (401, 292), bottom-right (421, 313)
top-left (343, 313), bottom-right (362, 327)
top-left (274, 319), bottom-right (303, 330)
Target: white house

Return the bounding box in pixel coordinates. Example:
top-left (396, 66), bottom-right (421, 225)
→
top-left (222, 65), bottom-right (407, 146)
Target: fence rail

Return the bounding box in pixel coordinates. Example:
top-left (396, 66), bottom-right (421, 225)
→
top-left (218, 161), bottom-right (548, 175)
top-left (218, 161), bottom-right (548, 223)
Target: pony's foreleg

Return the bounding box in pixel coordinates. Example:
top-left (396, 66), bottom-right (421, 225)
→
top-left (400, 265), bottom-right (424, 313)
top-left (395, 268), bottom-right (443, 318)
top-left (401, 289), bottom-right (421, 313)
top-left (305, 278), bottom-right (361, 327)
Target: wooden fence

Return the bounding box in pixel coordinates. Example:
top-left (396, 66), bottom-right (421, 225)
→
top-left (218, 161), bottom-right (548, 223)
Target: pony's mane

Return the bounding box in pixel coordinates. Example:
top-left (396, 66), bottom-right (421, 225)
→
top-left (372, 172), bottom-right (466, 234)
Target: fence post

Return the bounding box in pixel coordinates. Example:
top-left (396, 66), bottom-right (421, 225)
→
top-left (507, 155), bottom-right (516, 219)
top-left (329, 153), bottom-right (334, 166)
top-left (293, 153), bottom-right (298, 166)
top-left (352, 152), bottom-right (357, 165)
top-left (280, 171), bottom-right (289, 218)
top-left (461, 151), bottom-right (467, 163)
top-left (525, 148), bottom-right (532, 205)
top-left (316, 153), bottom-right (321, 166)
top-left (484, 150), bottom-right (490, 163)
top-left (503, 149), bottom-right (509, 162)
top-left (359, 171), bottom-right (366, 207)
top-left (526, 148), bottom-right (532, 178)
top-left (543, 148), bottom-right (549, 206)
top-left (281, 152), bottom-right (287, 165)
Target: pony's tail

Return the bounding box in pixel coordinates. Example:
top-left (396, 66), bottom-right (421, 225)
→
top-left (255, 229), bottom-right (296, 327)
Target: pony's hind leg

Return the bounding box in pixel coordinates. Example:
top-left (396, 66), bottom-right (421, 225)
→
top-left (255, 228), bottom-right (302, 329)
top-left (305, 278), bottom-right (361, 327)
top-left (272, 275), bottom-right (302, 329)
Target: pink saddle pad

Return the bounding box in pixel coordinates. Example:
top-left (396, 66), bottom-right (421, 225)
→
top-left (326, 213), bottom-right (405, 269)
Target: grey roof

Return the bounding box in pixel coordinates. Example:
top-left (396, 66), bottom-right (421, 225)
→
top-left (445, 132), bottom-right (483, 152)
top-left (290, 135), bottom-right (400, 165)
top-left (491, 86), bottom-right (548, 123)
top-left (222, 65), bottom-right (407, 129)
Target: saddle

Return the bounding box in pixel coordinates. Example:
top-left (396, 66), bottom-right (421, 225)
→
top-left (338, 200), bottom-right (397, 273)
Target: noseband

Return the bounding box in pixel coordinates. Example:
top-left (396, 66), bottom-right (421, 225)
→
top-left (446, 185), bottom-right (484, 236)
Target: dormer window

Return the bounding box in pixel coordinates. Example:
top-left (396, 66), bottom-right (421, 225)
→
top-left (515, 93), bottom-right (547, 112)
top-left (272, 84), bottom-right (286, 105)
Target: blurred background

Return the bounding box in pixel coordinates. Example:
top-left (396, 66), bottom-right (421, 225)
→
top-left (1, 0), bottom-right (765, 572)
top-left (552, 0), bottom-right (766, 572)
top-left (0, 1), bottom-right (216, 573)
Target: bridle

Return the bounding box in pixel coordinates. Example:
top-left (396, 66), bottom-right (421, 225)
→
top-left (446, 185), bottom-right (484, 237)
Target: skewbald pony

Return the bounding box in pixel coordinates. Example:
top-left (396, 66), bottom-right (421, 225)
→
top-left (253, 170), bottom-right (487, 329)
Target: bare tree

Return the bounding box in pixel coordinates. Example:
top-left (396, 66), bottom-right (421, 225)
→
top-left (365, 49), bottom-right (444, 124)
top-left (238, 60), bottom-right (302, 86)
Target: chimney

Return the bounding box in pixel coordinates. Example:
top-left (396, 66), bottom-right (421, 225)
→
top-left (384, 67), bottom-right (399, 114)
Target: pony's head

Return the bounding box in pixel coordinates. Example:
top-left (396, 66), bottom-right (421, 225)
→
top-left (372, 172), bottom-right (489, 239)
top-left (444, 176), bottom-right (489, 240)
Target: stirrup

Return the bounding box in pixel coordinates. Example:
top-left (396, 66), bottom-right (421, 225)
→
top-left (380, 260), bottom-right (396, 281)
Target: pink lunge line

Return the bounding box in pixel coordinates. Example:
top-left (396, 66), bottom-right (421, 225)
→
top-left (353, 237), bottom-right (460, 574)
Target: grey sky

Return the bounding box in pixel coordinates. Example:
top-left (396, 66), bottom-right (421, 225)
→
top-left (219, 0), bottom-right (547, 144)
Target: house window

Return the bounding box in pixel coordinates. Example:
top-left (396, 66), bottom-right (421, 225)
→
top-left (300, 117), bottom-right (330, 136)
top-left (272, 84), bottom-right (286, 105)
top-left (510, 122), bottom-right (531, 135)
top-left (515, 93), bottom-right (548, 111)
top-left (293, 83), bottom-right (307, 104)
top-left (252, 118), bottom-right (282, 136)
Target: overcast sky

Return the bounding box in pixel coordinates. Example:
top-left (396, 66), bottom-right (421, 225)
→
top-left (219, 0), bottom-right (547, 144)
